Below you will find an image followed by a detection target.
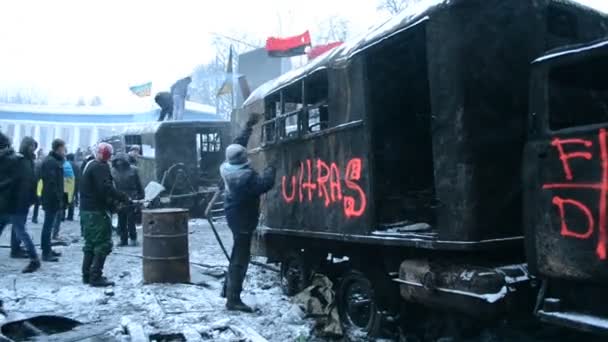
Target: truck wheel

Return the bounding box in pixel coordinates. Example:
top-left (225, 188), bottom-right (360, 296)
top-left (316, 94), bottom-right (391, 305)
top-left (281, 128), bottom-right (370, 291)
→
top-left (337, 270), bottom-right (383, 336)
top-left (280, 251), bottom-right (311, 296)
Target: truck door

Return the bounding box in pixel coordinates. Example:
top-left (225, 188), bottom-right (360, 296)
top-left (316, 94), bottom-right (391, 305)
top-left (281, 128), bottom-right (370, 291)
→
top-left (196, 129), bottom-right (224, 187)
top-left (525, 49), bottom-right (608, 281)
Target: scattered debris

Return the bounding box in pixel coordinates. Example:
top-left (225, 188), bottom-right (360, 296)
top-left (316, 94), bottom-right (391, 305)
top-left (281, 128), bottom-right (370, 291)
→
top-left (294, 274), bottom-right (343, 337)
top-left (199, 318), bottom-right (269, 342)
top-left (121, 317), bottom-right (148, 342)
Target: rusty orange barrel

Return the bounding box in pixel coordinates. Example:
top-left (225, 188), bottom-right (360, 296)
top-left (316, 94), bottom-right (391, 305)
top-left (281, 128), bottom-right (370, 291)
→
top-left (142, 208), bottom-right (190, 284)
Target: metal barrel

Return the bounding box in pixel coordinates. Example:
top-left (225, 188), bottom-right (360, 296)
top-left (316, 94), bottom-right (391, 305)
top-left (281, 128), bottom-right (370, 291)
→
top-left (142, 208), bottom-right (190, 284)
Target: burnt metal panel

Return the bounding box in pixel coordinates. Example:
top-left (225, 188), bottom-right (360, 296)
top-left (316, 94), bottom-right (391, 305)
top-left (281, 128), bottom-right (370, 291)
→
top-left (255, 123), bottom-right (372, 235)
top-left (246, 0), bottom-right (608, 250)
top-left (526, 41), bottom-right (608, 282)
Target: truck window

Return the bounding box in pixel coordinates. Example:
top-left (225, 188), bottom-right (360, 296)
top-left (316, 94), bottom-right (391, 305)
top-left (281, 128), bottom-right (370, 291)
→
top-left (304, 70), bottom-right (329, 133)
top-left (261, 70), bottom-right (331, 144)
top-left (197, 132), bottom-right (222, 153)
top-left (549, 55), bottom-right (608, 130)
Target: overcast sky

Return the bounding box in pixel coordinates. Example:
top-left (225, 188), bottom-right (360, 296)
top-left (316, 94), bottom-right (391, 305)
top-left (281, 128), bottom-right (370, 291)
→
top-left (0, 0), bottom-right (606, 105)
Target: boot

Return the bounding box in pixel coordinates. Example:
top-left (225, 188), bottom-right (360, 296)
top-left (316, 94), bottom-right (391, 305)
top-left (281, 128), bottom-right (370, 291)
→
top-left (89, 254), bottom-right (114, 287)
top-left (42, 253), bottom-right (59, 262)
top-left (82, 252), bottom-right (94, 284)
top-left (226, 292), bottom-right (254, 313)
top-left (22, 259), bottom-right (41, 273)
top-left (10, 249), bottom-right (29, 259)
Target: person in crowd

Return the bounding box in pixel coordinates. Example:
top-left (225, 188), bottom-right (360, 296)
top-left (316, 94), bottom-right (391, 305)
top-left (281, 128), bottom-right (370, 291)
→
top-left (127, 146), bottom-right (140, 165)
top-left (0, 135), bottom-right (41, 272)
top-left (53, 156), bottom-right (75, 239)
top-left (111, 153), bottom-right (144, 246)
top-left (0, 133), bottom-right (25, 260)
top-left (36, 148), bottom-right (44, 160)
top-left (64, 153), bottom-right (80, 221)
top-left (40, 139), bottom-right (66, 262)
top-left (31, 150), bottom-right (44, 224)
top-left (170, 76), bottom-right (191, 121)
top-left (2, 137), bottom-right (41, 272)
top-left (220, 114), bottom-right (276, 312)
top-left (154, 91), bottom-right (173, 122)
top-left (80, 143), bottom-right (129, 287)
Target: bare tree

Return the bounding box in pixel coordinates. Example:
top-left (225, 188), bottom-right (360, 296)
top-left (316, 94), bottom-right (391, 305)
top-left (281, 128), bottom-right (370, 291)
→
top-left (189, 33), bottom-right (263, 119)
top-left (315, 16), bottom-right (350, 44)
top-left (377, 0), bottom-right (418, 15)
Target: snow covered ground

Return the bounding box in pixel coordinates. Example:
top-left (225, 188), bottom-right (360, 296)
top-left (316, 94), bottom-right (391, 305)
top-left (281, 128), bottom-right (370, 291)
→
top-left (0, 213), bottom-right (313, 341)
top-left (2, 213), bottom-right (606, 342)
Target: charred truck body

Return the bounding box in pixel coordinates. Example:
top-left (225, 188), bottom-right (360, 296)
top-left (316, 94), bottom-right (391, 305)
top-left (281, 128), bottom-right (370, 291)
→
top-left (239, 0), bottom-right (608, 337)
top-left (525, 40), bottom-right (608, 333)
top-left (106, 120), bottom-right (230, 217)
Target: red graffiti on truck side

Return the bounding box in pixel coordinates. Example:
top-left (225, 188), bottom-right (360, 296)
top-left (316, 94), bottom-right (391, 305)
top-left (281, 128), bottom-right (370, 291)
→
top-left (542, 128), bottom-right (608, 260)
top-left (281, 158), bottom-right (367, 219)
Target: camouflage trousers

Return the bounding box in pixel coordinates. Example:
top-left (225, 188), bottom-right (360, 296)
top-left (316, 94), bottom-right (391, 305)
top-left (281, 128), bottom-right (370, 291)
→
top-left (81, 211), bottom-right (113, 256)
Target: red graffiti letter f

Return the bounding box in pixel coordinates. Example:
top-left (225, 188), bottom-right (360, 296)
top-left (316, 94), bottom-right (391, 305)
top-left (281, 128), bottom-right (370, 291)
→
top-left (551, 138), bottom-right (593, 180)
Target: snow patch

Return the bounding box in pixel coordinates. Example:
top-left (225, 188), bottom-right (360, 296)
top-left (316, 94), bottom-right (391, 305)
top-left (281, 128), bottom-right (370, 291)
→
top-left (539, 310), bottom-right (608, 329)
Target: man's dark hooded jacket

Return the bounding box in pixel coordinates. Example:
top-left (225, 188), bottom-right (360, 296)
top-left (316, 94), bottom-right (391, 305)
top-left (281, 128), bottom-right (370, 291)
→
top-left (220, 126), bottom-right (275, 233)
top-left (13, 137), bottom-right (38, 214)
top-left (0, 134), bottom-right (19, 214)
top-left (40, 150), bottom-right (65, 211)
top-left (111, 153), bottom-right (144, 200)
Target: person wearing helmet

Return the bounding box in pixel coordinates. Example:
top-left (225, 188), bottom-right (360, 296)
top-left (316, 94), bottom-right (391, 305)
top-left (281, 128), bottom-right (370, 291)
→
top-left (220, 114), bottom-right (276, 312)
top-left (80, 142), bottom-right (129, 287)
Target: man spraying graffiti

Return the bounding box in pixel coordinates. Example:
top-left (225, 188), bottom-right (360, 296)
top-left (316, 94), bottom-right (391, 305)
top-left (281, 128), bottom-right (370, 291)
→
top-left (220, 114), bottom-right (276, 312)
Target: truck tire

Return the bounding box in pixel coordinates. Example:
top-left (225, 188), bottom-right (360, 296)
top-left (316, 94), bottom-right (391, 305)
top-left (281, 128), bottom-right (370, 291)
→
top-left (280, 251), bottom-right (311, 296)
top-left (337, 270), bottom-right (384, 336)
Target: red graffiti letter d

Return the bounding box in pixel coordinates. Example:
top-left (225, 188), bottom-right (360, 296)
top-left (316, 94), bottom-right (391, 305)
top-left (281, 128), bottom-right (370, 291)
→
top-left (552, 196), bottom-right (594, 240)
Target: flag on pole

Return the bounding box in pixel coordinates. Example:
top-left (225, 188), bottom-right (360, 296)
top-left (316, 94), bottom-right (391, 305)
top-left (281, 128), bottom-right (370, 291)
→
top-left (129, 82), bottom-right (152, 97)
top-left (307, 41), bottom-right (343, 60)
top-left (266, 31), bottom-right (311, 57)
top-left (217, 46), bottom-right (234, 97)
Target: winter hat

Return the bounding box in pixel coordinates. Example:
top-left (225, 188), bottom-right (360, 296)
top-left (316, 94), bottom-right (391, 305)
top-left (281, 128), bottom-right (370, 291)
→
top-left (0, 132), bottom-right (10, 149)
top-left (96, 142), bottom-right (114, 162)
top-left (225, 144), bottom-right (249, 166)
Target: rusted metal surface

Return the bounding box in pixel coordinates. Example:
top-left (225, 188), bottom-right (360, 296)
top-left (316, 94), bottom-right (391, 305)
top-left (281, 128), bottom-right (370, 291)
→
top-left (525, 39), bottom-right (608, 334)
top-left (243, 0), bottom-right (608, 250)
top-left (398, 260), bottom-right (530, 318)
top-left (142, 208), bottom-right (191, 284)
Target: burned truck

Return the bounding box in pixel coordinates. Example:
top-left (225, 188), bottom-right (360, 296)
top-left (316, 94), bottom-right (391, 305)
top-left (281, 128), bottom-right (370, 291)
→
top-left (238, 0), bottom-right (608, 337)
top-left (109, 120), bottom-right (230, 217)
top-left (525, 40), bottom-right (608, 334)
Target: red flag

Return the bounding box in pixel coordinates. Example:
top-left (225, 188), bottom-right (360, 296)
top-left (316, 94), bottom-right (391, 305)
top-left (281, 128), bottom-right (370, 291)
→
top-left (307, 42), bottom-right (343, 60)
top-left (266, 31), bottom-right (312, 57)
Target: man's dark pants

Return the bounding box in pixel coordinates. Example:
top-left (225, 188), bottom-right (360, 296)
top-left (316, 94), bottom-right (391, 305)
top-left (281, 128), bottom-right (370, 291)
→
top-left (225, 208), bottom-right (255, 299)
top-left (52, 211), bottom-right (62, 238)
top-left (1, 214), bottom-right (37, 259)
top-left (117, 207), bottom-right (137, 243)
top-left (0, 215), bottom-right (20, 253)
top-left (32, 197), bottom-right (40, 223)
top-left (41, 208), bottom-right (58, 256)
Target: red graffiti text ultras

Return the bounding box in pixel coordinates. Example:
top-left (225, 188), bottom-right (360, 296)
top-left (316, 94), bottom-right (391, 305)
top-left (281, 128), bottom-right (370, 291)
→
top-left (281, 158), bottom-right (367, 218)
